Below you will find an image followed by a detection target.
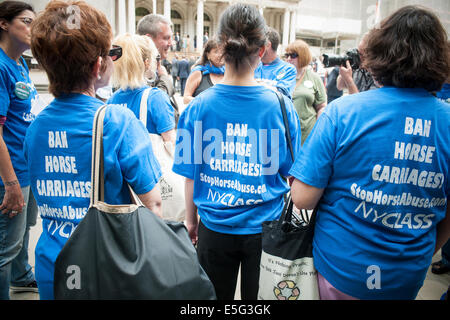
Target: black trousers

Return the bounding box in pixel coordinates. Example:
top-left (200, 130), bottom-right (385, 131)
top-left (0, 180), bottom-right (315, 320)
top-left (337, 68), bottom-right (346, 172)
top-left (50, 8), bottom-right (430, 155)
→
top-left (197, 221), bottom-right (262, 300)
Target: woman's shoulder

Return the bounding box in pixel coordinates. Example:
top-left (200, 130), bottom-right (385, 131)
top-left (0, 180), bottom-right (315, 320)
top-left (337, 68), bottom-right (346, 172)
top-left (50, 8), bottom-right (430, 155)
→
top-left (105, 103), bottom-right (136, 124)
top-left (0, 57), bottom-right (14, 78)
top-left (147, 86), bottom-right (171, 103)
top-left (305, 68), bottom-right (323, 82)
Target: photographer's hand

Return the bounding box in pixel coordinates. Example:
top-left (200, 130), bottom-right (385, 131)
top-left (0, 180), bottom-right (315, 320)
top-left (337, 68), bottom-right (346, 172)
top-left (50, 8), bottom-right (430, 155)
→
top-left (339, 61), bottom-right (359, 94)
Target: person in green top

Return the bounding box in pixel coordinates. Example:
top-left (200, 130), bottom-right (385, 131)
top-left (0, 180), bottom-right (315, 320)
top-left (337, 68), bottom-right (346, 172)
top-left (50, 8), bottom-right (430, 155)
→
top-left (285, 40), bottom-right (327, 145)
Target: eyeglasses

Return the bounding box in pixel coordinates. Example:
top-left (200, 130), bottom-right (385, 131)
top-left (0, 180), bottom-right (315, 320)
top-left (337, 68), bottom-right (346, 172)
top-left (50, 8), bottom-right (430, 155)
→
top-left (108, 45), bottom-right (122, 62)
top-left (284, 53), bottom-right (299, 59)
top-left (16, 17), bottom-right (33, 26)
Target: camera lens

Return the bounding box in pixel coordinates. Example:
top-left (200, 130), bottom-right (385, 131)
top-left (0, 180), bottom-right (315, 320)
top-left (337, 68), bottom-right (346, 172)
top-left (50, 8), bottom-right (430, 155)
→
top-left (322, 54), bottom-right (346, 68)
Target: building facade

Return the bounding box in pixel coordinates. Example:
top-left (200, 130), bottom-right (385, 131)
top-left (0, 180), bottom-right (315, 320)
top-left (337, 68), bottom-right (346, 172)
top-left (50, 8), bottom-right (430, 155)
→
top-left (22, 0), bottom-right (450, 56)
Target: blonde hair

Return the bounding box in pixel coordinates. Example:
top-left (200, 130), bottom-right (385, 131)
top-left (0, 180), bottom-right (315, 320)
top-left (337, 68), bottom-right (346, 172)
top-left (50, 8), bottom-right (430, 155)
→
top-left (286, 39), bottom-right (312, 69)
top-left (111, 33), bottom-right (158, 90)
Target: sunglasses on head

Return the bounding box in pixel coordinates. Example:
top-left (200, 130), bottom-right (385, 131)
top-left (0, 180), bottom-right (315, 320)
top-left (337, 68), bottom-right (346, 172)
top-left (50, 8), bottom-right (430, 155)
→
top-left (284, 52), bottom-right (299, 59)
top-left (108, 45), bottom-right (122, 62)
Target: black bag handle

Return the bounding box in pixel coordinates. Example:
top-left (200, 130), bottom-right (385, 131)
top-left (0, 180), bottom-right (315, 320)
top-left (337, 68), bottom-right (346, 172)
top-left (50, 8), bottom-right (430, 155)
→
top-left (275, 91), bottom-right (294, 162)
top-left (274, 91), bottom-right (316, 227)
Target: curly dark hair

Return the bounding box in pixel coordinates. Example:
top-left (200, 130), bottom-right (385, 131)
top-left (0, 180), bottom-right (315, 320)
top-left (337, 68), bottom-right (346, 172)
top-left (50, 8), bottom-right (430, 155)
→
top-left (363, 5), bottom-right (449, 92)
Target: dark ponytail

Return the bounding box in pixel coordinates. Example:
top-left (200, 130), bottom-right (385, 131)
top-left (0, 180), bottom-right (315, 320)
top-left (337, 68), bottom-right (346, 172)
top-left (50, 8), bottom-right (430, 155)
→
top-left (218, 4), bottom-right (266, 70)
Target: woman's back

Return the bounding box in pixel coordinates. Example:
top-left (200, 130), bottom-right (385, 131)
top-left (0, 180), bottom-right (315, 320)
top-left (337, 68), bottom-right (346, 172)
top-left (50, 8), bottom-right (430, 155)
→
top-left (174, 84), bottom-right (300, 234)
top-left (24, 95), bottom-right (162, 297)
top-left (107, 86), bottom-right (175, 135)
top-left (290, 86), bottom-right (450, 299)
top-left (192, 73), bottom-right (214, 97)
top-left (25, 95), bottom-right (162, 220)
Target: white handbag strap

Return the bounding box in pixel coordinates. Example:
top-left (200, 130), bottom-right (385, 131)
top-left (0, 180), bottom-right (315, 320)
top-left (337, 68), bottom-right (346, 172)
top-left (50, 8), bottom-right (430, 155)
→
top-left (90, 105), bottom-right (143, 207)
top-left (139, 87), bottom-right (152, 127)
top-left (90, 105), bottom-right (107, 207)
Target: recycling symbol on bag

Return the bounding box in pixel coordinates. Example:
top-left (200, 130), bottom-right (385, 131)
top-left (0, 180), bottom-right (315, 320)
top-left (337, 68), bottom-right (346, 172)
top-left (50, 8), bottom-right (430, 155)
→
top-left (273, 280), bottom-right (300, 300)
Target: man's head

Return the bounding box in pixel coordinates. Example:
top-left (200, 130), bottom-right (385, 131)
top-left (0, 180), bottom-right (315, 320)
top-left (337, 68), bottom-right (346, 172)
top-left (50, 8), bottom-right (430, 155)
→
top-left (137, 14), bottom-right (173, 60)
top-left (261, 27), bottom-right (280, 63)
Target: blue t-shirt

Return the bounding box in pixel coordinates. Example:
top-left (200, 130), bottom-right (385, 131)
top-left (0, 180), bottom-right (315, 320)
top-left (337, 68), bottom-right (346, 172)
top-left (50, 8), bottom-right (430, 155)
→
top-left (254, 58), bottom-right (297, 99)
top-left (23, 93), bottom-right (162, 297)
top-left (0, 48), bottom-right (39, 187)
top-left (173, 84), bottom-right (301, 235)
top-left (289, 87), bottom-right (450, 300)
top-left (107, 86), bottom-right (175, 134)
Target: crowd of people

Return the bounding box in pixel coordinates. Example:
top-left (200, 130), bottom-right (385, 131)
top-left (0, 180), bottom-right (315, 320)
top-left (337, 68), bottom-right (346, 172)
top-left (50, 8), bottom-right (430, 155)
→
top-left (0, 0), bottom-right (449, 301)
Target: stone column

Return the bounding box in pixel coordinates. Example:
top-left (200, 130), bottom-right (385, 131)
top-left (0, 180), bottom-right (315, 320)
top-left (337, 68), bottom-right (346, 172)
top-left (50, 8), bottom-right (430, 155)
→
top-left (152, 0), bottom-right (157, 14)
top-left (187, 0), bottom-right (194, 39)
top-left (164, 0), bottom-right (171, 22)
top-left (127, 0), bottom-right (135, 34)
top-left (282, 9), bottom-right (290, 50)
top-left (117, 0), bottom-right (127, 35)
top-left (289, 9), bottom-right (297, 43)
top-left (196, 0), bottom-right (204, 53)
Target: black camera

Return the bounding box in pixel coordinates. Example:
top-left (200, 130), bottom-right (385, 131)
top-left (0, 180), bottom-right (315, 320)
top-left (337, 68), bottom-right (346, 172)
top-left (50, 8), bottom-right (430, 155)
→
top-left (322, 48), bottom-right (361, 70)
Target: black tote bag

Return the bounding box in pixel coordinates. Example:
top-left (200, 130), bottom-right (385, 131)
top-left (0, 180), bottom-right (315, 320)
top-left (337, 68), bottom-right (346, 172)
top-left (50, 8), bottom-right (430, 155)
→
top-left (53, 105), bottom-right (216, 300)
top-left (257, 92), bottom-right (320, 300)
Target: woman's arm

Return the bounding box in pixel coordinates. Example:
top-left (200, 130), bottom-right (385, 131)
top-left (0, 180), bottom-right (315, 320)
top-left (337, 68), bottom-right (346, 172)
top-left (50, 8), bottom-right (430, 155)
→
top-left (183, 71), bottom-right (202, 105)
top-left (185, 178), bottom-right (198, 244)
top-left (314, 102), bottom-right (327, 119)
top-left (160, 128), bottom-right (176, 145)
top-left (434, 198), bottom-right (450, 255)
top-left (291, 178), bottom-right (324, 210)
top-left (137, 183), bottom-right (162, 218)
top-left (0, 125), bottom-right (24, 217)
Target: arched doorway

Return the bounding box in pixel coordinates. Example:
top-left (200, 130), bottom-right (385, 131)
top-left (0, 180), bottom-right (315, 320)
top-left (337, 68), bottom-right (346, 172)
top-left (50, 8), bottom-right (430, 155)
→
top-left (171, 9), bottom-right (182, 37)
top-left (135, 7), bottom-right (150, 26)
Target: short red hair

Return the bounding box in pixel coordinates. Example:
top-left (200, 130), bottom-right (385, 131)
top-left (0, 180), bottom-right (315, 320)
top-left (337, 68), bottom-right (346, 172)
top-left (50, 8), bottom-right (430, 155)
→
top-left (285, 40), bottom-right (312, 69)
top-left (31, 1), bottom-right (112, 97)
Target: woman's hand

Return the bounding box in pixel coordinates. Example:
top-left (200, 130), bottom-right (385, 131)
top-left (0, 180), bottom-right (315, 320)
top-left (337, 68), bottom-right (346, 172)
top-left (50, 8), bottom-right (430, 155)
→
top-left (0, 181), bottom-right (24, 218)
top-left (0, 127), bottom-right (24, 218)
top-left (186, 220), bottom-right (199, 245)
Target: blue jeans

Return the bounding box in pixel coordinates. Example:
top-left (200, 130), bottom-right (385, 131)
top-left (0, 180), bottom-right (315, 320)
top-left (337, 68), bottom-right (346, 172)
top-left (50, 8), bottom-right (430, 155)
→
top-left (0, 186), bottom-right (37, 300)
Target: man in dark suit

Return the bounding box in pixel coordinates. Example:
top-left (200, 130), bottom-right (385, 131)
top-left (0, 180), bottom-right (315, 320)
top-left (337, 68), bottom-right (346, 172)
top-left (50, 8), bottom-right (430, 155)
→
top-left (177, 56), bottom-right (190, 97)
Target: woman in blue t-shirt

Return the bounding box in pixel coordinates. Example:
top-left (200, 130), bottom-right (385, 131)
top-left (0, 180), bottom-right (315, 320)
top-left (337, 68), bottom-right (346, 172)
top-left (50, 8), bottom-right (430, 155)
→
top-left (108, 33), bottom-right (176, 145)
top-left (173, 3), bottom-right (301, 300)
top-left (289, 6), bottom-right (450, 300)
top-left (0, 0), bottom-right (39, 299)
top-left (24, 2), bottom-right (162, 300)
